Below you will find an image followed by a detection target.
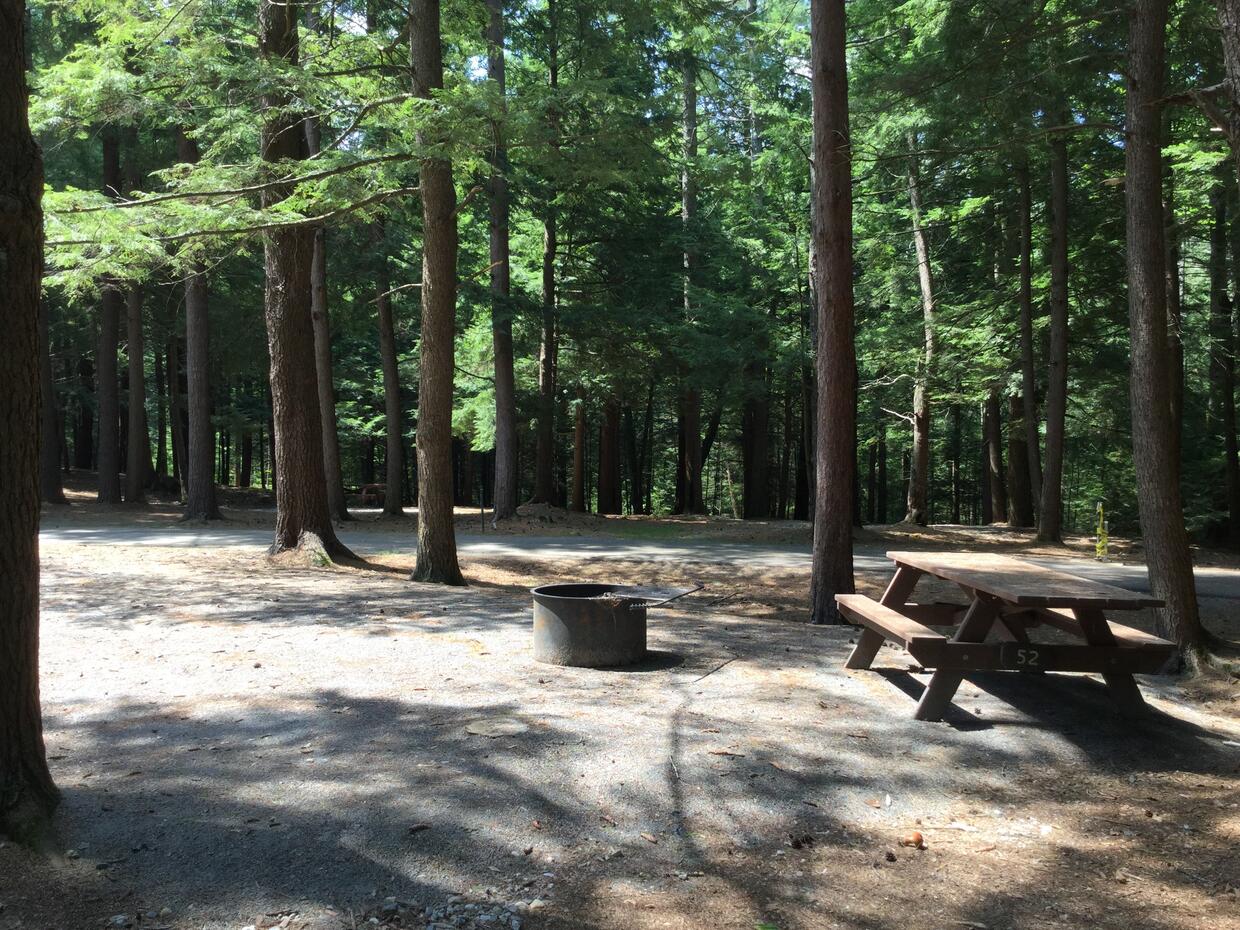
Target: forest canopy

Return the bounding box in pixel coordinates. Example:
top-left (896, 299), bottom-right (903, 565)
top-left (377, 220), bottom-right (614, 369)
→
top-left (26, 0), bottom-right (1240, 538)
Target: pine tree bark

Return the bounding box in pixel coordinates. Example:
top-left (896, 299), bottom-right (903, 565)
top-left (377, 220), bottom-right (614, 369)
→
top-left (124, 287), bottom-right (150, 502)
top-left (572, 399), bottom-right (587, 513)
top-left (808, 0), bottom-right (857, 624)
top-left (1165, 163), bottom-right (1184, 481)
top-left (623, 405), bottom-right (644, 514)
top-left (1208, 180), bottom-right (1240, 545)
top-left (74, 353), bottom-right (93, 470)
top-left (1015, 156), bottom-right (1043, 513)
top-left (259, 0), bottom-right (350, 559)
top-left (97, 130), bottom-right (123, 504)
top-left (532, 1), bottom-right (559, 506)
top-left (948, 402), bottom-right (961, 524)
top-left (679, 52), bottom-right (705, 514)
top-left (1, 0), bottom-right (59, 838)
top-left (39, 300), bottom-right (67, 504)
top-left (742, 374), bottom-right (771, 518)
top-left (175, 130), bottom-right (220, 520)
top-left (904, 137), bottom-right (934, 525)
top-left (984, 388), bottom-right (1007, 522)
top-left (597, 399), bottom-right (621, 515)
top-left (410, 0), bottom-right (463, 584)
top-left (1006, 393), bottom-right (1035, 525)
top-left (1126, 0), bottom-right (1204, 658)
top-left (239, 429), bottom-right (253, 487)
top-left (1038, 127), bottom-right (1070, 542)
top-left (304, 114), bottom-right (350, 522)
top-left (570, 395), bottom-right (586, 513)
top-left (374, 233), bottom-right (405, 517)
top-left (154, 348), bottom-right (167, 479)
top-left (876, 421), bottom-right (887, 523)
top-left (486, 0), bottom-right (517, 522)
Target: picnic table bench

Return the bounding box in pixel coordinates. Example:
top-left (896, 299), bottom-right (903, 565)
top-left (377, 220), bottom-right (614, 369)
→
top-left (836, 551), bottom-right (1177, 721)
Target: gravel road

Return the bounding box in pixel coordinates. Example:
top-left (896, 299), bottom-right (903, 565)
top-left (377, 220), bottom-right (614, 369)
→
top-left (38, 522), bottom-right (1240, 600)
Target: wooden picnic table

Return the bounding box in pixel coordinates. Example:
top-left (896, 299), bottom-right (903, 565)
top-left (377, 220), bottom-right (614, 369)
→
top-left (835, 551), bottom-right (1177, 721)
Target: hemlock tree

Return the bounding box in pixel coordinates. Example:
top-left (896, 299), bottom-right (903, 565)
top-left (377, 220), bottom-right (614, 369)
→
top-left (1125, 0), bottom-right (1205, 661)
top-left (1, 0), bottom-right (59, 840)
top-left (487, 0), bottom-right (519, 524)
top-left (410, 0), bottom-right (464, 585)
top-left (1038, 122), bottom-right (1071, 543)
top-left (808, 0), bottom-right (857, 625)
top-left (258, 0), bottom-right (353, 561)
top-left (177, 132), bottom-right (221, 523)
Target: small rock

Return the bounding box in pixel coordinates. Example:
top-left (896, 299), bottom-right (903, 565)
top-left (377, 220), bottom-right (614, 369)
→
top-left (527, 899), bottom-right (547, 912)
top-left (885, 851), bottom-right (897, 863)
top-left (65, 849), bottom-right (80, 860)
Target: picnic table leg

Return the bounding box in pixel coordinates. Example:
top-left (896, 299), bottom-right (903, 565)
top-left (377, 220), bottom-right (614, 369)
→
top-left (1073, 607), bottom-right (1148, 717)
top-left (914, 594), bottom-right (998, 721)
top-left (845, 566), bottom-right (924, 671)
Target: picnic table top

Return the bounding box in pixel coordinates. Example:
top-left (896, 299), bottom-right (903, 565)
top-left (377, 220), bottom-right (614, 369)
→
top-left (886, 550), bottom-right (1165, 610)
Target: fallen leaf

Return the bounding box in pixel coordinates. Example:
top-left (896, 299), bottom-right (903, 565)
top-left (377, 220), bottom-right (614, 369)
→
top-left (640, 832), bottom-right (659, 844)
top-left (865, 798), bottom-right (882, 809)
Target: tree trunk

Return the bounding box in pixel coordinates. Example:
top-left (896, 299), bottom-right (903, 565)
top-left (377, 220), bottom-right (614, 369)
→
top-left (1015, 156), bottom-right (1043, 513)
top-left (96, 132), bottom-right (123, 504)
top-left (742, 376), bottom-right (771, 519)
top-left (639, 382), bottom-right (655, 514)
top-left (0, 0), bottom-right (59, 838)
top-left (532, 2), bottom-right (559, 506)
top-left (570, 394), bottom-right (586, 512)
top-left (904, 139), bottom-right (934, 526)
top-left (623, 405), bottom-right (643, 515)
top-left (778, 388), bottom-right (794, 519)
top-left (949, 401), bottom-right (961, 523)
top-left (124, 287), bottom-right (149, 502)
top-left (984, 388), bottom-right (1007, 522)
top-left (239, 429), bottom-right (253, 487)
top-left (980, 416), bottom-right (993, 526)
top-left (679, 53), bottom-right (705, 515)
top-left (866, 432), bottom-right (877, 524)
top-left (372, 226), bottom-right (405, 517)
top-left (410, 0), bottom-right (463, 584)
top-left (154, 347), bottom-right (167, 479)
top-left (1006, 393), bottom-right (1035, 525)
top-left (74, 353), bottom-right (93, 470)
top-left (259, 0), bottom-right (350, 559)
top-left (167, 339), bottom-right (185, 494)
top-left (597, 399), bottom-right (621, 515)
top-left (1038, 126), bottom-right (1070, 542)
top-left (174, 130), bottom-right (220, 520)
top-left (1209, 180), bottom-right (1240, 546)
top-left (486, 0), bottom-right (517, 522)
top-left (303, 118), bottom-right (350, 522)
top-left (1125, 0), bottom-right (1204, 658)
top-left (808, 0), bottom-right (857, 624)
top-left (39, 301), bottom-right (67, 504)
top-left (1165, 165), bottom-right (1184, 482)
top-left (876, 422), bottom-right (887, 523)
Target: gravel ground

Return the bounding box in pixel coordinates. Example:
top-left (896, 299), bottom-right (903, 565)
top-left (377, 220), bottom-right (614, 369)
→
top-left (2, 528), bottom-right (1239, 930)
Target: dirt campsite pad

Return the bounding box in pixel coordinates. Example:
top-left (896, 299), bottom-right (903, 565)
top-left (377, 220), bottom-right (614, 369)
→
top-left (3, 508), bottom-right (1240, 930)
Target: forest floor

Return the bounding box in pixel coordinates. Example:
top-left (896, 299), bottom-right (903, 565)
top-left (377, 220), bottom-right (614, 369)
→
top-left (4, 481), bottom-right (1240, 930)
